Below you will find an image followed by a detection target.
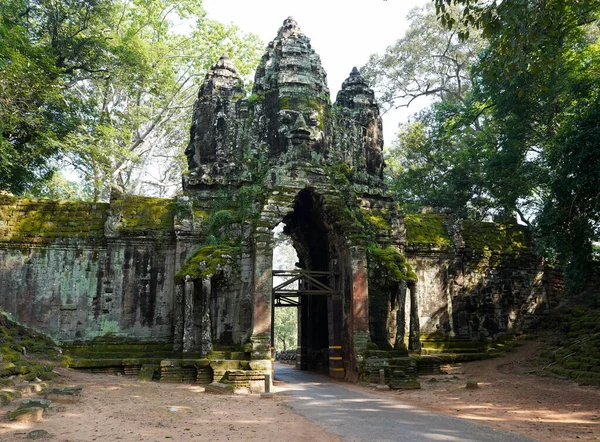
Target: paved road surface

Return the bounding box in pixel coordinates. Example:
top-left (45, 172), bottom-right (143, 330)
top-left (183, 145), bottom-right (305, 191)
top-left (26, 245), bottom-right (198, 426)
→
top-left (274, 363), bottom-right (536, 442)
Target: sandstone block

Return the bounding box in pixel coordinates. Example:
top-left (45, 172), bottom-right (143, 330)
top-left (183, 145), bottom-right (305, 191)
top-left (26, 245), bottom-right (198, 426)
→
top-left (7, 406), bottom-right (43, 422)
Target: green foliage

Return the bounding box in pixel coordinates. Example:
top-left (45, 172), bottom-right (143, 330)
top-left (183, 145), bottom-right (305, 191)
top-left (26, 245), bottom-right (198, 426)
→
top-left (536, 40), bottom-right (600, 294)
top-left (274, 307), bottom-right (298, 351)
top-left (0, 0), bottom-right (263, 199)
top-left (0, 0), bottom-right (80, 194)
top-left (374, 0), bottom-right (600, 294)
top-left (404, 214), bottom-right (452, 249)
top-left (387, 102), bottom-right (496, 219)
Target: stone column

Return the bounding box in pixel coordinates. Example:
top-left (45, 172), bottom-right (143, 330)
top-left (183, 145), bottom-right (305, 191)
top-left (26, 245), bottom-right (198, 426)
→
top-left (394, 280), bottom-right (407, 349)
top-left (182, 277), bottom-right (195, 353)
top-left (250, 237), bottom-right (273, 360)
top-left (408, 282), bottom-right (421, 352)
top-left (200, 277), bottom-right (212, 356)
top-left (350, 246), bottom-right (369, 368)
top-left (172, 282), bottom-right (185, 352)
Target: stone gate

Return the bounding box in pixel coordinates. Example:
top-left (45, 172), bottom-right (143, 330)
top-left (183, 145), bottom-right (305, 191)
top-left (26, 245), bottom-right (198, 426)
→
top-left (0, 18), bottom-right (554, 388)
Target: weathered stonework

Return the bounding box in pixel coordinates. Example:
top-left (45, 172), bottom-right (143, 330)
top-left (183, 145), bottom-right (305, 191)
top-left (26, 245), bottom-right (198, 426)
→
top-left (0, 17), bottom-right (552, 388)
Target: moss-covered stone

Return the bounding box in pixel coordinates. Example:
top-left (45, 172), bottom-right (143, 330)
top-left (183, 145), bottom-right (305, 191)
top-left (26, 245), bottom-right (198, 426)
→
top-left (462, 220), bottom-right (529, 255)
top-left (138, 365), bottom-right (158, 382)
top-left (7, 406), bottom-right (43, 422)
top-left (361, 209), bottom-right (392, 232)
top-left (110, 195), bottom-right (174, 234)
top-left (404, 213), bottom-right (452, 249)
top-left (0, 195), bottom-right (107, 243)
top-left (176, 244), bottom-right (241, 280)
top-left (368, 244), bottom-right (417, 283)
top-left (539, 305), bottom-right (600, 385)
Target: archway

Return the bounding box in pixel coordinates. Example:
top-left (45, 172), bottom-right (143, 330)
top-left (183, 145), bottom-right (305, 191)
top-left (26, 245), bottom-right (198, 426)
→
top-left (272, 188), bottom-right (345, 378)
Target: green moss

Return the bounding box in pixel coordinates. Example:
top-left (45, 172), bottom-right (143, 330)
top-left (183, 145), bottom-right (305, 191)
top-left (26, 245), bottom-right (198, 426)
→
top-left (0, 313), bottom-right (58, 381)
top-left (0, 196), bottom-right (108, 243)
top-left (462, 220), bottom-right (529, 255)
top-left (277, 96), bottom-right (327, 130)
top-left (404, 214), bottom-right (452, 248)
top-left (247, 93), bottom-right (264, 105)
top-left (368, 244), bottom-right (417, 283)
top-left (361, 209), bottom-right (392, 231)
top-left (176, 245), bottom-right (241, 280)
top-left (537, 304), bottom-right (600, 384)
top-left (111, 195), bottom-right (174, 233)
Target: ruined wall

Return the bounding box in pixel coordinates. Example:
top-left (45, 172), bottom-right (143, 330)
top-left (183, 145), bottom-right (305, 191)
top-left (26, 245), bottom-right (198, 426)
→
top-left (404, 213), bottom-right (547, 342)
top-left (0, 195), bottom-right (176, 344)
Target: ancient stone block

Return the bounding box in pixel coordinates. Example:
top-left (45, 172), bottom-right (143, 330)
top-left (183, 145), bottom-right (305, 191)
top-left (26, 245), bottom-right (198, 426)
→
top-left (7, 406), bottom-right (44, 423)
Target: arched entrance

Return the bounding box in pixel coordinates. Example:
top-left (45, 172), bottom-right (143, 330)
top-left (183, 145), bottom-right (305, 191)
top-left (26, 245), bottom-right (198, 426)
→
top-left (273, 188), bottom-right (345, 378)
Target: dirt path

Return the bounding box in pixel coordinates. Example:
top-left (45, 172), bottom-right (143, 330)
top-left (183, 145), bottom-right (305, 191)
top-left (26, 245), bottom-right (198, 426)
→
top-left (391, 340), bottom-right (600, 441)
top-left (0, 369), bottom-right (339, 442)
top-left (1, 340), bottom-right (598, 441)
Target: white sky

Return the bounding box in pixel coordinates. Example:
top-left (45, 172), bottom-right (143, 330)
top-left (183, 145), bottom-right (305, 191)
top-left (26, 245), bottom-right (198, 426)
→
top-left (203, 0), bottom-right (429, 145)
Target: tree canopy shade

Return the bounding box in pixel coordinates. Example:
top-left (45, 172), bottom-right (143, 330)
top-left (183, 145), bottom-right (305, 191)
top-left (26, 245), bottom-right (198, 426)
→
top-left (0, 0), bottom-right (263, 199)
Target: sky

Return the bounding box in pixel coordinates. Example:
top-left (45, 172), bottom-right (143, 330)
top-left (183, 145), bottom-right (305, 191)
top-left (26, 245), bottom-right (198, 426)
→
top-left (203, 0), bottom-right (430, 145)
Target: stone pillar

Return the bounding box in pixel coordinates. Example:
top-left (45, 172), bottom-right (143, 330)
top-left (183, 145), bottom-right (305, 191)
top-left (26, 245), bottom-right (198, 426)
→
top-left (250, 238), bottom-right (273, 360)
top-left (200, 277), bottom-right (212, 356)
top-left (408, 282), bottom-right (421, 352)
top-left (350, 246), bottom-right (369, 370)
top-left (394, 280), bottom-right (407, 349)
top-left (182, 277), bottom-right (195, 353)
top-left (172, 282), bottom-right (185, 352)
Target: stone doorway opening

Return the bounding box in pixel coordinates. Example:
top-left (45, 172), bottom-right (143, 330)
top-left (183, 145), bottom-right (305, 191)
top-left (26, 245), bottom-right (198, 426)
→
top-left (271, 188), bottom-right (344, 378)
top-left (271, 223), bottom-right (300, 362)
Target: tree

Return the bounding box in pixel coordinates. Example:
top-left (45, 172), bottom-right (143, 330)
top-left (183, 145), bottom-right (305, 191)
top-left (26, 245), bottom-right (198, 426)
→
top-left (0, 0), bottom-right (263, 200)
top-left (0, 0), bottom-right (81, 193)
top-left (537, 39), bottom-right (600, 294)
top-left (274, 307), bottom-right (298, 351)
top-left (362, 3), bottom-right (483, 110)
top-left (373, 0), bottom-right (600, 292)
top-left (386, 99), bottom-right (496, 219)
top-left (433, 0), bottom-right (600, 291)
top-left (364, 4), bottom-right (491, 217)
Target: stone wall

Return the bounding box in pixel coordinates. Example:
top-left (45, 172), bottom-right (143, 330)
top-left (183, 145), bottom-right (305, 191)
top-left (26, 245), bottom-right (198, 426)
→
top-left (0, 195), bottom-right (176, 344)
top-left (403, 213), bottom-right (548, 343)
top-left (0, 194), bottom-right (551, 353)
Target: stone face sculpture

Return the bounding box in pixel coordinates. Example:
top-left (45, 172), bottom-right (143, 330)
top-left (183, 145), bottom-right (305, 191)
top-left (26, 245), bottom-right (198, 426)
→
top-left (173, 17), bottom-right (540, 380)
top-left (335, 67), bottom-right (385, 179)
top-left (178, 17), bottom-right (396, 377)
top-left (185, 53), bottom-right (245, 184)
top-left (252, 17), bottom-right (329, 159)
top-left (183, 17), bottom-right (385, 190)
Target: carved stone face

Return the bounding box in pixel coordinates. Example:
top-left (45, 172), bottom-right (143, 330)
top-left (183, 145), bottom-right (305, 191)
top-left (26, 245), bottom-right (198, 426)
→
top-left (277, 108), bottom-right (323, 148)
top-left (266, 96), bottom-right (326, 155)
